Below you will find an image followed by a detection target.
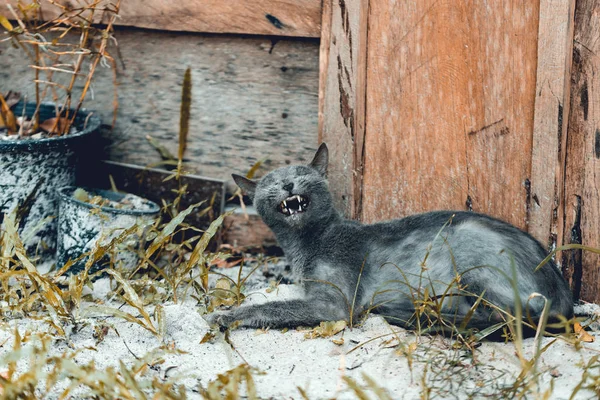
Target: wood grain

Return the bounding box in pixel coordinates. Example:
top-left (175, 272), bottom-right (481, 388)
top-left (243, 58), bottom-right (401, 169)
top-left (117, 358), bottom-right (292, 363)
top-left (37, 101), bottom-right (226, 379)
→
top-left (561, 0), bottom-right (600, 303)
top-left (1, 0), bottom-right (322, 38)
top-left (318, 0), bottom-right (369, 217)
top-left (361, 1), bottom-right (540, 229)
top-left (0, 29), bottom-right (320, 189)
top-left (529, 0), bottom-right (576, 248)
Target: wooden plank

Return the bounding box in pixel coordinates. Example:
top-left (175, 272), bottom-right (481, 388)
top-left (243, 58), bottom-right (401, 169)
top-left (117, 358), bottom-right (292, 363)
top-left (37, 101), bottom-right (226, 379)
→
top-left (561, 0), bottom-right (600, 303)
top-left (529, 0), bottom-right (576, 248)
top-left (361, 1), bottom-right (540, 229)
top-left (317, 0), bottom-right (332, 144)
top-left (318, 0), bottom-right (369, 218)
top-left (0, 29), bottom-right (320, 189)
top-left (1, 0), bottom-right (322, 38)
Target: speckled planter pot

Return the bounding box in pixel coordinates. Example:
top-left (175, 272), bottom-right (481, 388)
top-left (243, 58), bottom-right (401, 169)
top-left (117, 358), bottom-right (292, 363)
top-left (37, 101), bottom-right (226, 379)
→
top-left (56, 187), bottom-right (160, 274)
top-left (0, 102), bottom-right (101, 257)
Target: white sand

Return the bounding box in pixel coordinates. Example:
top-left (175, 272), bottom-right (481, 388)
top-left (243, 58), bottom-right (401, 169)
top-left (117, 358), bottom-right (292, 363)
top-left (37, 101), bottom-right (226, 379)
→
top-left (1, 268), bottom-right (599, 399)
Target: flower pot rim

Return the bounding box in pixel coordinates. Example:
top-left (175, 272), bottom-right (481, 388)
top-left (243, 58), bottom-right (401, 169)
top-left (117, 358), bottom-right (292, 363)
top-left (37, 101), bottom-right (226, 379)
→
top-left (57, 186), bottom-right (161, 216)
top-left (0, 101), bottom-right (101, 149)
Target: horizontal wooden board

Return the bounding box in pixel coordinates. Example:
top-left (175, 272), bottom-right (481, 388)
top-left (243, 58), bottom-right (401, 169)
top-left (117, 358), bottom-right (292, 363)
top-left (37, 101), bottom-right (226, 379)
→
top-left (0, 28), bottom-right (320, 191)
top-left (1, 0), bottom-right (322, 37)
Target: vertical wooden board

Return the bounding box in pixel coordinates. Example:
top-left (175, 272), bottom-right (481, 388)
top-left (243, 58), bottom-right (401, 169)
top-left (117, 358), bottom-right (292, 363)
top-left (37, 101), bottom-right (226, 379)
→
top-left (530, 0), bottom-right (575, 248)
top-left (362, 0), bottom-right (539, 229)
top-left (562, 0), bottom-right (600, 303)
top-left (318, 0), bottom-right (333, 145)
top-left (318, 0), bottom-right (368, 217)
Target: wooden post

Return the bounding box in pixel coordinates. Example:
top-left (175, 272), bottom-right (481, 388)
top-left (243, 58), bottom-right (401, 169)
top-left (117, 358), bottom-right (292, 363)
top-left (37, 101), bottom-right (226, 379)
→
top-left (318, 0), bottom-right (369, 218)
top-left (530, 0), bottom-right (576, 250)
top-left (561, 0), bottom-right (600, 303)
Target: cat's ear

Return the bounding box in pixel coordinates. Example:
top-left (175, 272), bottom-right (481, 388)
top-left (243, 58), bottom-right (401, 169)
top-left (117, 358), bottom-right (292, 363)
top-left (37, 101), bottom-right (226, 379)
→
top-left (309, 143), bottom-right (328, 176)
top-left (232, 174), bottom-right (257, 200)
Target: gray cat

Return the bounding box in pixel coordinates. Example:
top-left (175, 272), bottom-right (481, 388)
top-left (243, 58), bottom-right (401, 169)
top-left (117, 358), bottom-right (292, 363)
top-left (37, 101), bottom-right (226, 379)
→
top-left (207, 144), bottom-right (573, 335)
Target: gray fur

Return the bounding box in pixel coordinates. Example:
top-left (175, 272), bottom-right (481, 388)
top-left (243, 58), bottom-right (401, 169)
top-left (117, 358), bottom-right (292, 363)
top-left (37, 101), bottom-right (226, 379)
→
top-left (208, 144), bottom-right (573, 333)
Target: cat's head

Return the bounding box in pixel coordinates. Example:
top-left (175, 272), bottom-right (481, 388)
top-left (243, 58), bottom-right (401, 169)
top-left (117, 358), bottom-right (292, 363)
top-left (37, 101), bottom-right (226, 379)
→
top-left (232, 143), bottom-right (335, 230)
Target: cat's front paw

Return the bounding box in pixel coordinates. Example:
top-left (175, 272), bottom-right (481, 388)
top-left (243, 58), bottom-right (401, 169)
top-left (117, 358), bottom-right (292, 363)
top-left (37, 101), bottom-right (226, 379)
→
top-left (205, 310), bottom-right (237, 329)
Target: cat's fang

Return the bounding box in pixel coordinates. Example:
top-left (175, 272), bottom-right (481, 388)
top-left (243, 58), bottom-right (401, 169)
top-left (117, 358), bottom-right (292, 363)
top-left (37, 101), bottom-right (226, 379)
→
top-left (278, 194), bottom-right (309, 216)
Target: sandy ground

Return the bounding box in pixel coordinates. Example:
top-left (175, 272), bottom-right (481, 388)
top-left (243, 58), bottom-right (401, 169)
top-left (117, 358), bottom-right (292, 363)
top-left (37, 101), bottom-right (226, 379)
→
top-left (1, 261), bottom-right (600, 399)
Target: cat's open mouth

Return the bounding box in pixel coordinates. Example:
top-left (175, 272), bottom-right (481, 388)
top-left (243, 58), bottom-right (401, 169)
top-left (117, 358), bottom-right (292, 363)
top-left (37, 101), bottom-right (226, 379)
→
top-left (278, 194), bottom-right (310, 216)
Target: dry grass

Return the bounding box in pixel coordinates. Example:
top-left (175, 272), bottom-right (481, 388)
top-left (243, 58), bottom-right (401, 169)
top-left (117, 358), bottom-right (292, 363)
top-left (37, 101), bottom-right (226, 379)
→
top-left (1, 187), bottom-right (600, 398)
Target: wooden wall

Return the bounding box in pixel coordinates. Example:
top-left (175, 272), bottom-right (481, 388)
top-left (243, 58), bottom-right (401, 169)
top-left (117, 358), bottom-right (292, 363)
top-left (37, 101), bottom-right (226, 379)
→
top-left (319, 0), bottom-right (600, 303)
top-left (2, 0), bottom-right (599, 301)
top-left (0, 29), bottom-right (320, 187)
top-left (0, 4), bottom-right (320, 188)
top-left (0, 0), bottom-right (321, 248)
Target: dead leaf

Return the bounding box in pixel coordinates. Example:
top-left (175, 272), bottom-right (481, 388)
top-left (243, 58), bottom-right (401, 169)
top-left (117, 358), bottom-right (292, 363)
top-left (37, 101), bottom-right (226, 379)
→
top-left (200, 331), bottom-right (216, 344)
top-left (304, 320), bottom-right (347, 339)
top-left (210, 278), bottom-right (236, 308)
top-left (0, 15), bottom-right (13, 31)
top-left (574, 322), bottom-right (595, 343)
top-left (210, 256), bottom-right (243, 269)
top-left (246, 157), bottom-right (267, 179)
top-left (332, 338), bottom-right (344, 346)
top-left (93, 323), bottom-right (110, 345)
top-left (39, 117), bottom-right (70, 135)
top-left (0, 93), bottom-right (17, 132)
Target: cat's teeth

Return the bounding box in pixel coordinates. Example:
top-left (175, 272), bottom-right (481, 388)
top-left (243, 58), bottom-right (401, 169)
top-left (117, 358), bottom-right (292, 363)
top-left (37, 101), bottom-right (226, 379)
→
top-left (299, 205), bottom-right (303, 212)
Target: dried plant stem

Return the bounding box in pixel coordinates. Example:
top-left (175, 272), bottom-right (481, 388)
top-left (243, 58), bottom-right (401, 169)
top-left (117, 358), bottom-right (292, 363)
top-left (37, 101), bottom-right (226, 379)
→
top-left (70, 0), bottom-right (121, 127)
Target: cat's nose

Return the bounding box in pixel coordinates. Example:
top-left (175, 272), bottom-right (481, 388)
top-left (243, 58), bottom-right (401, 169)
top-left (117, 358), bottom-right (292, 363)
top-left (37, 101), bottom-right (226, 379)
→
top-left (283, 182), bottom-right (294, 192)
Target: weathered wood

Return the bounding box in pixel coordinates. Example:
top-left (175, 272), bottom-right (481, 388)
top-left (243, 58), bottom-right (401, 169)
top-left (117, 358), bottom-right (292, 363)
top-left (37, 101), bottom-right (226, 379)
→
top-left (317, 0), bottom-right (332, 144)
top-left (561, 0), bottom-right (600, 303)
top-left (318, 0), bottom-right (369, 217)
top-left (361, 1), bottom-right (540, 229)
top-left (530, 0), bottom-right (576, 248)
top-left (0, 29), bottom-right (320, 188)
top-left (1, 0), bottom-right (322, 38)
